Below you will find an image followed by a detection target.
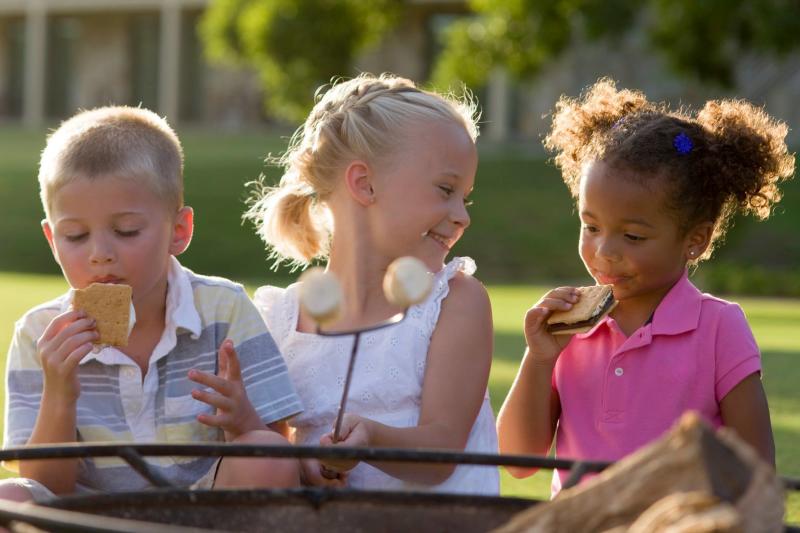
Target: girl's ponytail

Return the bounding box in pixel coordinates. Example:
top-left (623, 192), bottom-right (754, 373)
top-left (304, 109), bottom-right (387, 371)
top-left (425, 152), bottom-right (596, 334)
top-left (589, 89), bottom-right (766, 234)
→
top-left (544, 78), bottom-right (657, 195)
top-left (245, 171), bottom-right (330, 267)
top-left (696, 99), bottom-right (794, 221)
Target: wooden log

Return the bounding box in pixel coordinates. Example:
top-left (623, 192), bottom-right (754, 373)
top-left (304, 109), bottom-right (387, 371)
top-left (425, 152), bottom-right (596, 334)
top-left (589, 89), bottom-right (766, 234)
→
top-left (626, 491), bottom-right (742, 533)
top-left (494, 412), bottom-right (783, 533)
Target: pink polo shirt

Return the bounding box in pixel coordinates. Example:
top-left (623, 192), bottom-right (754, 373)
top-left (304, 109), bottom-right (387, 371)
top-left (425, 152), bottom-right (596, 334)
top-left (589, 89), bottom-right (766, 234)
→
top-left (551, 272), bottom-right (761, 495)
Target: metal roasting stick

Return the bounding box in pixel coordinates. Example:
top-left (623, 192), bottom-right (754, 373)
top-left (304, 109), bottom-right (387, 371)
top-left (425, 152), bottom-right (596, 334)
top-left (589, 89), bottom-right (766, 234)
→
top-left (316, 312), bottom-right (406, 479)
top-left (316, 311), bottom-right (406, 443)
top-left (332, 332), bottom-right (361, 443)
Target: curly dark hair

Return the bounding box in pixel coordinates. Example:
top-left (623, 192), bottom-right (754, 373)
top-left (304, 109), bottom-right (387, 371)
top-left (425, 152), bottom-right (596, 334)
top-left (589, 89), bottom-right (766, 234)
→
top-left (544, 78), bottom-right (795, 261)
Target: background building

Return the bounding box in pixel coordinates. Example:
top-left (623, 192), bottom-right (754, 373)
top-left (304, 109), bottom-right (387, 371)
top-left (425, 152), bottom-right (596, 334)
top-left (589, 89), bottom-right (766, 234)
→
top-left (0, 0), bottom-right (265, 129)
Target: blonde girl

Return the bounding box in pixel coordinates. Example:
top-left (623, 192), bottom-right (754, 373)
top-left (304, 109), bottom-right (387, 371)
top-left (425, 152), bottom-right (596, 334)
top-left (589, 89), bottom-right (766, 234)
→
top-left (248, 74), bottom-right (499, 494)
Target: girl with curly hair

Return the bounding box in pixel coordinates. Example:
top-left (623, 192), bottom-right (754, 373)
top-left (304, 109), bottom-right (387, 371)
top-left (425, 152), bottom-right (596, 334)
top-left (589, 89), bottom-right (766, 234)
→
top-left (498, 78), bottom-right (794, 495)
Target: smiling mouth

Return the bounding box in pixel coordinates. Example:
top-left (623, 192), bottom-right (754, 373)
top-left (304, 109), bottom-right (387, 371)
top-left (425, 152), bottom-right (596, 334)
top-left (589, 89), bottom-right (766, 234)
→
top-left (424, 231), bottom-right (453, 250)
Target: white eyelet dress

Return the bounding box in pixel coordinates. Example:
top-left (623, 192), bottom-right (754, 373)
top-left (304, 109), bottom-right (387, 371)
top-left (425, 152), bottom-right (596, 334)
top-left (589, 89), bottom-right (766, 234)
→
top-left (253, 257), bottom-right (500, 495)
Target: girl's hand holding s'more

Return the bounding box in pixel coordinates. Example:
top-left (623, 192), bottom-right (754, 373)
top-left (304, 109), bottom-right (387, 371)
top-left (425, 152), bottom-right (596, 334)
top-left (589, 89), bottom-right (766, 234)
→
top-left (523, 287), bottom-right (579, 364)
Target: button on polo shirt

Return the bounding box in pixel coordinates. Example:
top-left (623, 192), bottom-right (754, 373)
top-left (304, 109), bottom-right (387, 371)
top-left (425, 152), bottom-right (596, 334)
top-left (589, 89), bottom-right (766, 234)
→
top-left (549, 271), bottom-right (761, 496)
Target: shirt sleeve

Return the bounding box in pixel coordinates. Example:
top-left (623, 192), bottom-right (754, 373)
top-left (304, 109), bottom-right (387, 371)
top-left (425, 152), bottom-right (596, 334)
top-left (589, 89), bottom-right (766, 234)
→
top-left (226, 288), bottom-right (303, 425)
top-left (3, 316), bottom-right (47, 472)
top-left (714, 303), bottom-right (761, 402)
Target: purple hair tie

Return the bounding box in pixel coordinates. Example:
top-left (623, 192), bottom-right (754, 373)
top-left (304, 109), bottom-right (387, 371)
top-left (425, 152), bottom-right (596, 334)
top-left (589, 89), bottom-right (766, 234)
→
top-left (673, 132), bottom-right (693, 154)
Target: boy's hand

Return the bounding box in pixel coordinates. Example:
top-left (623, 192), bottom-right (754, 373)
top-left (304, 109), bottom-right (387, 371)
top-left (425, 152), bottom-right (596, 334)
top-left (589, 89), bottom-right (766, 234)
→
top-left (318, 413), bottom-right (371, 473)
top-left (523, 287), bottom-right (579, 364)
top-left (188, 339), bottom-right (263, 441)
top-left (37, 310), bottom-right (98, 403)
top-left (300, 458), bottom-right (348, 487)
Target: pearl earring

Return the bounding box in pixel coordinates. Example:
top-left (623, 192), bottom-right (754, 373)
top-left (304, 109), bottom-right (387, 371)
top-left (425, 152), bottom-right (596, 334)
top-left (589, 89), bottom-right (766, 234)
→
top-left (689, 251), bottom-right (695, 257)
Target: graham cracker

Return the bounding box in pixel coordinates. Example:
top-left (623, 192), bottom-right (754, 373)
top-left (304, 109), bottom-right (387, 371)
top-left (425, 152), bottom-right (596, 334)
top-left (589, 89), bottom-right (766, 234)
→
top-left (73, 283), bottom-right (132, 347)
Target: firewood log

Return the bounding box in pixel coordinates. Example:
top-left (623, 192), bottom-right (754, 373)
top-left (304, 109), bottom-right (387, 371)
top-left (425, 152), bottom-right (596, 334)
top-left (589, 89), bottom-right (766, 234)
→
top-left (625, 491), bottom-right (742, 533)
top-left (494, 412), bottom-right (783, 533)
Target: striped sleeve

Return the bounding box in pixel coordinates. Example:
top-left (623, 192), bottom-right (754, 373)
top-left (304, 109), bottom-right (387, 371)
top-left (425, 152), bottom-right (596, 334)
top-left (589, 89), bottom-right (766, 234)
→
top-left (226, 288), bottom-right (303, 425)
top-left (3, 311), bottom-right (51, 466)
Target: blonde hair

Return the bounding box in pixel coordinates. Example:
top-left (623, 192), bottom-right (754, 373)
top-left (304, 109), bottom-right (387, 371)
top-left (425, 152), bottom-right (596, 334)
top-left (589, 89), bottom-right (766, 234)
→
top-left (245, 73), bottom-right (479, 268)
top-left (39, 106), bottom-right (184, 216)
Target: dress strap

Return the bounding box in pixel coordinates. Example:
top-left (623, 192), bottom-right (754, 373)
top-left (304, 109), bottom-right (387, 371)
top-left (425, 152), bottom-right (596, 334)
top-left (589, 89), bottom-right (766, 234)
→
top-left (419, 257), bottom-right (477, 340)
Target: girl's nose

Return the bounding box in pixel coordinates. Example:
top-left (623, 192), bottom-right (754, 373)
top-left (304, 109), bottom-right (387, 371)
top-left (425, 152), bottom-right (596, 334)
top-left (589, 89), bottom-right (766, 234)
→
top-left (595, 238), bottom-right (621, 262)
top-left (452, 200), bottom-right (471, 228)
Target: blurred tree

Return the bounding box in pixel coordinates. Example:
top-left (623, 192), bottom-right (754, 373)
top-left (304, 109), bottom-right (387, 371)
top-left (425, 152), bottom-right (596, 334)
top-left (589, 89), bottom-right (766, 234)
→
top-left (201, 0), bottom-right (400, 122)
top-left (201, 0), bottom-right (800, 119)
top-left (432, 0), bottom-right (800, 88)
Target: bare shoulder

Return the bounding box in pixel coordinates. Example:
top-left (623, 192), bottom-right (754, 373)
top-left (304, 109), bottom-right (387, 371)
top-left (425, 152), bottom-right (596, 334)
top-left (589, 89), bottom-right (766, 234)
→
top-left (439, 271), bottom-right (492, 325)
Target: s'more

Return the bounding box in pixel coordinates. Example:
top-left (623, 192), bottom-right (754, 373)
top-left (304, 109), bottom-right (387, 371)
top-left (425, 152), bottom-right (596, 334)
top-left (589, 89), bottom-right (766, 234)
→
top-left (546, 284), bottom-right (617, 335)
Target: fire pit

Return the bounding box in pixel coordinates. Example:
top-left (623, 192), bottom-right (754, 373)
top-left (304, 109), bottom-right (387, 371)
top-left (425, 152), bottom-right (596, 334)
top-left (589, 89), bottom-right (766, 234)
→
top-left (0, 439), bottom-right (797, 532)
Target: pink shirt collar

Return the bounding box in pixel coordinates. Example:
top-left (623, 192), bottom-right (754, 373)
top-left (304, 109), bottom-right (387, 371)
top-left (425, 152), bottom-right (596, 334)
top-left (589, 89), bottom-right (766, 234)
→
top-left (575, 270), bottom-right (702, 339)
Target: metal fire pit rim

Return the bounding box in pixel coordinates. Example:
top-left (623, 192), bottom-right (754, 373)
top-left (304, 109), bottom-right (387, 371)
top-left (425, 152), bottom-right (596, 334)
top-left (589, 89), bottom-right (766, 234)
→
top-left (2, 442), bottom-right (797, 491)
top-left (42, 485), bottom-right (539, 510)
top-left (0, 442), bottom-right (608, 469)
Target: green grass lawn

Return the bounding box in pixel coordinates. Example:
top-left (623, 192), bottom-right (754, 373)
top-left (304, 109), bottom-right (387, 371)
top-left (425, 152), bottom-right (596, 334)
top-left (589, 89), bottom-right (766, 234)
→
top-left (2, 127), bottom-right (799, 294)
top-left (0, 272), bottom-right (797, 522)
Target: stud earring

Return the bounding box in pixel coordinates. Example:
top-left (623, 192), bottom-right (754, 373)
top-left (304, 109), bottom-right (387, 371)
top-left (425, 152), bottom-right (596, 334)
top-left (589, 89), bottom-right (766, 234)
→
top-left (689, 251), bottom-right (696, 257)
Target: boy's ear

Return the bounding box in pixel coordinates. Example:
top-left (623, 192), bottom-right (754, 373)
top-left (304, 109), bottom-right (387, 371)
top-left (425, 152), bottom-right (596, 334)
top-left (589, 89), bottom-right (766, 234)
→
top-left (41, 219), bottom-right (60, 264)
top-left (169, 206), bottom-right (194, 256)
top-left (343, 160), bottom-right (375, 207)
top-left (685, 221), bottom-right (714, 259)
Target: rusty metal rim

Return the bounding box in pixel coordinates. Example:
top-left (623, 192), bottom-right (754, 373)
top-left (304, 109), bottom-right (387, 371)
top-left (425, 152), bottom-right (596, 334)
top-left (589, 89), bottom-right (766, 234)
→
top-left (0, 442), bottom-right (610, 469)
top-left (2, 442), bottom-right (797, 490)
top-left (0, 443), bottom-right (612, 489)
top-left (44, 486), bottom-right (538, 510)
top-left (3, 488), bottom-right (538, 533)
top-left (0, 498), bottom-right (211, 533)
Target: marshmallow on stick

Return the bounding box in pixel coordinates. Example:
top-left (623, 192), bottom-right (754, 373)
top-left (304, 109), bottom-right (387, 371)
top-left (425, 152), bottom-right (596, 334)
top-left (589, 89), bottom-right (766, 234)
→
top-left (383, 256), bottom-right (433, 307)
top-left (298, 267), bottom-right (343, 325)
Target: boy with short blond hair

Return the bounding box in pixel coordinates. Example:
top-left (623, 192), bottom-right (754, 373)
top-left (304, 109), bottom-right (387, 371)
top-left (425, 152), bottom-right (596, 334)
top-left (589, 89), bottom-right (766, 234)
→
top-left (1, 106), bottom-right (302, 501)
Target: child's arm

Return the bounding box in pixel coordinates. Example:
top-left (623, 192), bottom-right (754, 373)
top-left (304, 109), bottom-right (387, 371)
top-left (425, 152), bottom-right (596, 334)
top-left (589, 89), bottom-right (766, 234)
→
top-left (19, 310), bottom-right (98, 494)
top-left (320, 273), bottom-right (493, 485)
top-left (191, 339), bottom-right (341, 486)
top-left (720, 372), bottom-right (776, 467)
top-left (496, 287), bottom-right (577, 478)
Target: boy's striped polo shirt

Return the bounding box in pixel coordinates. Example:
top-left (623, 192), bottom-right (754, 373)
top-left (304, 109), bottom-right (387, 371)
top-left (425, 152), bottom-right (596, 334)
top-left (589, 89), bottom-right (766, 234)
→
top-left (3, 257), bottom-right (302, 492)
